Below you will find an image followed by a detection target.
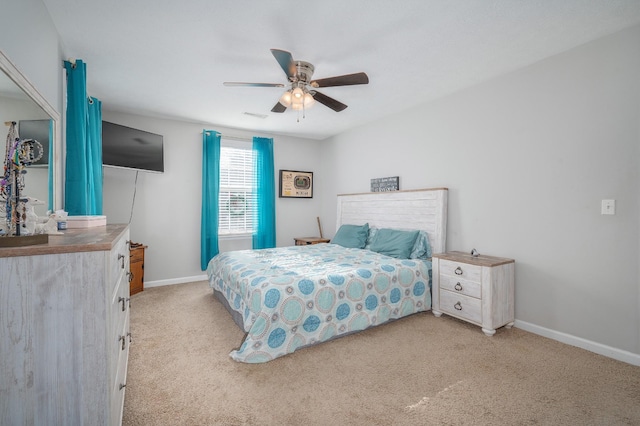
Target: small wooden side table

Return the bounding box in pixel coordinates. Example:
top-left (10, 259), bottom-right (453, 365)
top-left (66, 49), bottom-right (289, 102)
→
top-left (129, 242), bottom-right (148, 295)
top-left (294, 237), bottom-right (330, 246)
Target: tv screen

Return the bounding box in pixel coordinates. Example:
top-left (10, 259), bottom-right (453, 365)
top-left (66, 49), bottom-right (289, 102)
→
top-left (19, 119), bottom-right (52, 167)
top-left (102, 121), bottom-right (164, 173)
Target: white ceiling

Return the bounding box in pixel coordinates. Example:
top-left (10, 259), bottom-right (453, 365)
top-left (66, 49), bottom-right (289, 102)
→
top-left (41, 0), bottom-right (640, 140)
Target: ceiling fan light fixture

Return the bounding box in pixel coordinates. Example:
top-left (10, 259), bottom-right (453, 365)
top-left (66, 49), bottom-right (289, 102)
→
top-left (303, 92), bottom-right (315, 107)
top-left (292, 87), bottom-right (304, 100)
top-left (279, 90), bottom-right (293, 107)
top-left (291, 92), bottom-right (316, 110)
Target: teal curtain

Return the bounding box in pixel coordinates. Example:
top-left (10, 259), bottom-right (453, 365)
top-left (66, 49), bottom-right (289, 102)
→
top-left (63, 60), bottom-right (103, 215)
top-left (47, 119), bottom-right (53, 211)
top-left (201, 130), bottom-right (221, 270)
top-left (252, 137), bottom-right (276, 249)
top-left (86, 97), bottom-right (103, 214)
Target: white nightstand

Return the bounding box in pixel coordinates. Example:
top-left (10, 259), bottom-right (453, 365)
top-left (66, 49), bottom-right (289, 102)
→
top-left (432, 251), bottom-right (515, 336)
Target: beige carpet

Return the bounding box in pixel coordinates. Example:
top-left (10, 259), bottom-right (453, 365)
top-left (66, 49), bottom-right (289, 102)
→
top-left (123, 281), bottom-right (640, 426)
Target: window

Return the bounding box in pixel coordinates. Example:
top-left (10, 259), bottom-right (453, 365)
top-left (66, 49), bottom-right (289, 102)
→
top-left (218, 139), bottom-right (255, 236)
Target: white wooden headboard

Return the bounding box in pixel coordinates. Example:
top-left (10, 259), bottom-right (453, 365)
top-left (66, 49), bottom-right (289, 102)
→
top-left (336, 188), bottom-right (448, 255)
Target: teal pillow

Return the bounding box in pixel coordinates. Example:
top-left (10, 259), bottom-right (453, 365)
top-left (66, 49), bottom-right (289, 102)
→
top-left (409, 230), bottom-right (432, 259)
top-left (331, 223), bottom-right (369, 249)
top-left (364, 227), bottom-right (378, 250)
top-left (369, 228), bottom-right (420, 259)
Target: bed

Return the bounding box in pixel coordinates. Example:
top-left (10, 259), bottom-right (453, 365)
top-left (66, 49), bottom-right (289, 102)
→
top-left (207, 188), bottom-right (448, 363)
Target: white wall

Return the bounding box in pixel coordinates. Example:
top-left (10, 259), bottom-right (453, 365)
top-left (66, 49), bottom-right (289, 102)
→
top-left (102, 111), bottom-right (324, 284)
top-left (1, 0), bottom-right (63, 210)
top-left (320, 25), bottom-right (640, 359)
top-left (1, 0), bottom-right (62, 114)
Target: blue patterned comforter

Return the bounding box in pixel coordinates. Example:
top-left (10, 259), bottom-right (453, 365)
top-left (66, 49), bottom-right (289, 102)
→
top-left (207, 243), bottom-right (431, 363)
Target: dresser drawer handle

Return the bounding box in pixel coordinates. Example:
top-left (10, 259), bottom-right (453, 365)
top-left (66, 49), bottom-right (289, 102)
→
top-left (119, 335), bottom-right (126, 350)
top-left (454, 301), bottom-right (462, 311)
top-left (119, 297), bottom-right (126, 312)
top-left (454, 282), bottom-right (463, 291)
top-left (127, 271), bottom-right (134, 283)
top-left (118, 253), bottom-right (125, 269)
top-left (119, 383), bottom-right (126, 391)
top-left (454, 266), bottom-right (463, 275)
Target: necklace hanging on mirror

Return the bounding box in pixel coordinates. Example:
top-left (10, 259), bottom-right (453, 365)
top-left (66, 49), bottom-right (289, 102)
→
top-left (0, 122), bottom-right (47, 243)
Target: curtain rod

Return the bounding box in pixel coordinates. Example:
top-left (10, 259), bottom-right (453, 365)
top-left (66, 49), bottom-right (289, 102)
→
top-left (222, 135), bottom-right (252, 142)
top-left (201, 131), bottom-right (252, 142)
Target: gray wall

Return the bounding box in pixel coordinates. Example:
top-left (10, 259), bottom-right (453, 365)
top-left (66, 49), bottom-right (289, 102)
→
top-left (101, 111), bottom-right (324, 284)
top-left (319, 25), bottom-right (640, 359)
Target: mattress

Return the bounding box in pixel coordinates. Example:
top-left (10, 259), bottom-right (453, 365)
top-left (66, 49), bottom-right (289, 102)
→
top-left (207, 243), bottom-right (431, 363)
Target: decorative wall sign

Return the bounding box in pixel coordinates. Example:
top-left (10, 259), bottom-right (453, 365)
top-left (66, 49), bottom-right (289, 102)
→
top-left (371, 176), bottom-right (399, 192)
top-left (279, 170), bottom-right (313, 198)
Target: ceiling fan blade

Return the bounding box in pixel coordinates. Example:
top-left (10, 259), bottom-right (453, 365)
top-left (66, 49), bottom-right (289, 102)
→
top-left (271, 102), bottom-right (287, 113)
top-left (270, 49), bottom-right (296, 79)
top-left (311, 91), bottom-right (348, 112)
top-left (223, 82), bottom-right (285, 87)
top-left (310, 72), bottom-right (369, 88)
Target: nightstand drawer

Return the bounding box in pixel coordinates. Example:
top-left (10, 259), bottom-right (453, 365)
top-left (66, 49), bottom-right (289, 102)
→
top-left (439, 275), bottom-right (481, 299)
top-left (439, 290), bottom-right (482, 324)
top-left (440, 259), bottom-right (482, 282)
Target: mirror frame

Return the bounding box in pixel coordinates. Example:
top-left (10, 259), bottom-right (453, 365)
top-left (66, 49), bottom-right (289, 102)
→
top-left (0, 49), bottom-right (61, 210)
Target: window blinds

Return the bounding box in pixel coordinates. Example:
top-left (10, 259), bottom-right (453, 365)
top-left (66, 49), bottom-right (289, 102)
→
top-left (218, 144), bottom-right (255, 235)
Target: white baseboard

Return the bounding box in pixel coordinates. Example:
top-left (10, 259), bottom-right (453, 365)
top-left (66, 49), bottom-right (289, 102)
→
top-left (515, 320), bottom-right (640, 367)
top-left (145, 274), bottom-right (208, 288)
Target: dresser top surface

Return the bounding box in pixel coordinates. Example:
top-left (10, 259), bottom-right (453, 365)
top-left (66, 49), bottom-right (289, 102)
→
top-left (0, 224), bottom-right (129, 258)
top-left (433, 251), bottom-right (514, 267)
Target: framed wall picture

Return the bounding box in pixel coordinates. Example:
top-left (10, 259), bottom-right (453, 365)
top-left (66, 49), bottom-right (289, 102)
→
top-left (279, 170), bottom-right (313, 198)
top-left (371, 176), bottom-right (399, 192)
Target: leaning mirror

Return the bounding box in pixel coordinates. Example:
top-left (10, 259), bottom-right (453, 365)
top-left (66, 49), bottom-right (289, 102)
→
top-left (0, 50), bottom-right (61, 221)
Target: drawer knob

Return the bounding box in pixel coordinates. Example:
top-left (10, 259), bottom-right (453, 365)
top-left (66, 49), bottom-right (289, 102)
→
top-left (454, 282), bottom-right (463, 291)
top-left (454, 266), bottom-right (463, 275)
top-left (454, 301), bottom-right (462, 311)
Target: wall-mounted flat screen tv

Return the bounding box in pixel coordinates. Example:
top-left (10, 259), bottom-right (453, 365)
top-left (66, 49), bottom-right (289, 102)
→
top-left (19, 119), bottom-right (52, 167)
top-left (102, 121), bottom-right (164, 173)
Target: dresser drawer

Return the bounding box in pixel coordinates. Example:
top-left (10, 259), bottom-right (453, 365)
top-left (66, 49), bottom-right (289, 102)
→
top-left (439, 289), bottom-right (482, 324)
top-left (439, 259), bottom-right (481, 282)
top-left (111, 309), bottom-right (130, 426)
top-left (109, 273), bottom-right (130, 343)
top-left (439, 275), bottom-right (481, 299)
top-left (109, 232), bottom-right (130, 295)
top-left (111, 308), bottom-right (130, 391)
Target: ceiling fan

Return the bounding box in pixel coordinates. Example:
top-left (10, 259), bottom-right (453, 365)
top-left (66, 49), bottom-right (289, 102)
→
top-left (223, 49), bottom-right (369, 114)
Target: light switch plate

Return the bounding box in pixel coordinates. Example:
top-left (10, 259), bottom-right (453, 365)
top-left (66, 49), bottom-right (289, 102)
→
top-left (601, 199), bottom-right (615, 215)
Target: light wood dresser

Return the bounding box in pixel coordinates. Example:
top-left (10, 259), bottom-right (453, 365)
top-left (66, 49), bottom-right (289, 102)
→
top-left (432, 251), bottom-right (515, 336)
top-left (0, 224), bottom-right (131, 425)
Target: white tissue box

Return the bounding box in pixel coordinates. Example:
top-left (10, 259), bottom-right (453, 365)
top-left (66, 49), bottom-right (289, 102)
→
top-left (66, 215), bottom-right (107, 228)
